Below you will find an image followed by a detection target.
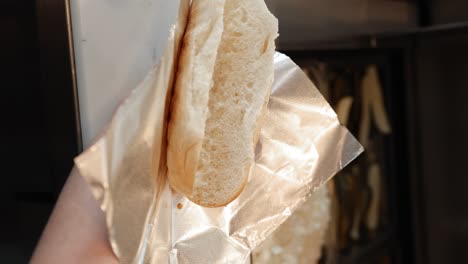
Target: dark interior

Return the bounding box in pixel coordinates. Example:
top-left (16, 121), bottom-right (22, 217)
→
top-left (0, 1), bottom-right (79, 262)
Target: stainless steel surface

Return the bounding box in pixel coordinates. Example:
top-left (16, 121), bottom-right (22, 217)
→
top-left (70, 0), bottom-right (180, 147)
top-left (65, 0), bottom-right (83, 151)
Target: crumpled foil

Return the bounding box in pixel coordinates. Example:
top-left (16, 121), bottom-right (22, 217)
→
top-left (252, 187), bottom-right (331, 264)
top-left (74, 2), bottom-right (363, 263)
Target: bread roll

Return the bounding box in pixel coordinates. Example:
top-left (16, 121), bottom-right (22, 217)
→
top-left (167, 0), bottom-right (278, 207)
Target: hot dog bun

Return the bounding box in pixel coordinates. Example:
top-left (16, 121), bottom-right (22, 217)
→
top-left (167, 0), bottom-right (278, 207)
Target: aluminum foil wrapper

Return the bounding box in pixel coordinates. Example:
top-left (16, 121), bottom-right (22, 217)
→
top-left (74, 3), bottom-right (363, 263)
top-left (252, 187), bottom-right (331, 264)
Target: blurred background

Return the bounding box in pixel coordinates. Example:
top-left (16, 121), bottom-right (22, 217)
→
top-left (1, 0), bottom-right (468, 263)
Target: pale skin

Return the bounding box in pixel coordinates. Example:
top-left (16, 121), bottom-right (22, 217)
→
top-left (30, 168), bottom-right (119, 264)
